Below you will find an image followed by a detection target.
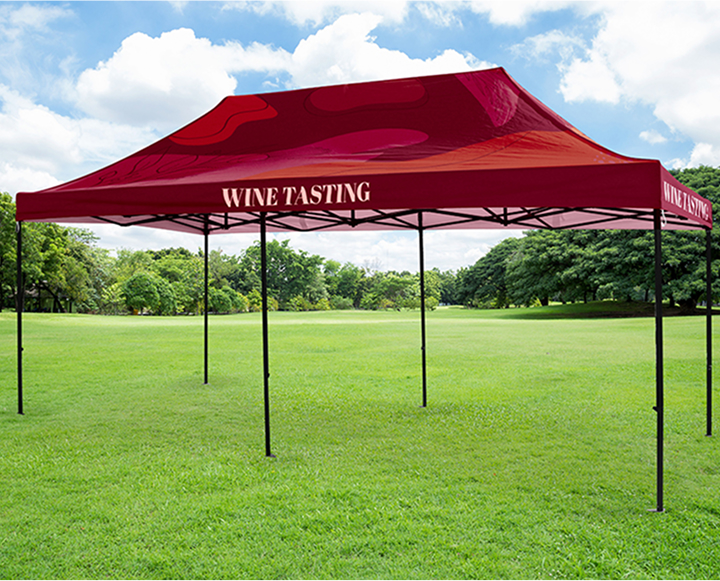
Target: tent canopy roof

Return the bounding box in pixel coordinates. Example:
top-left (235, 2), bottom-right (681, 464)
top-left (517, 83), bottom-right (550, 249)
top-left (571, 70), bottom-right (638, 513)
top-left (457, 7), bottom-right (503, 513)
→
top-left (16, 67), bottom-right (712, 233)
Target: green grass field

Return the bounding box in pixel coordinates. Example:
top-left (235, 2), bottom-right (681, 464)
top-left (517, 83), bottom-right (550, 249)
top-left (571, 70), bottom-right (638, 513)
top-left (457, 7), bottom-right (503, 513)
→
top-left (1, 306), bottom-right (719, 579)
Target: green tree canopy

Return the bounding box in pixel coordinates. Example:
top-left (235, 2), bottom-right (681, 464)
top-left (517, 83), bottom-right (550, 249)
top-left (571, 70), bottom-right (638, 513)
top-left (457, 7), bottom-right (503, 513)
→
top-left (121, 272), bottom-right (160, 313)
top-left (456, 237), bottom-right (521, 308)
top-left (237, 239), bottom-right (326, 308)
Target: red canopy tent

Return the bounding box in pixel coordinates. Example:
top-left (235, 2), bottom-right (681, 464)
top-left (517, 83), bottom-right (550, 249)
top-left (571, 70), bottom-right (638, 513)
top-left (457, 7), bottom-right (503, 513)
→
top-left (15, 67), bottom-right (714, 511)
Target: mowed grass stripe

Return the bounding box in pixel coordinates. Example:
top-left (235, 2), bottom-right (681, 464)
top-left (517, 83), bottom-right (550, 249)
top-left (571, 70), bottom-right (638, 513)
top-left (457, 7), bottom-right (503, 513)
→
top-left (1, 308), bottom-right (719, 579)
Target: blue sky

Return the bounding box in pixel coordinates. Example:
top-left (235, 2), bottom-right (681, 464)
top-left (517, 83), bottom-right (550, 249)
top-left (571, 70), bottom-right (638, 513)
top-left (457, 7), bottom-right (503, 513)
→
top-left (2, 1), bottom-right (719, 271)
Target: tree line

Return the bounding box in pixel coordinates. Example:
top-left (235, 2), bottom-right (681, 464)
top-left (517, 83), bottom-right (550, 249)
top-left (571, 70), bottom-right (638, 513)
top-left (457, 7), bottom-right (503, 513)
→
top-left (2, 166), bottom-right (719, 315)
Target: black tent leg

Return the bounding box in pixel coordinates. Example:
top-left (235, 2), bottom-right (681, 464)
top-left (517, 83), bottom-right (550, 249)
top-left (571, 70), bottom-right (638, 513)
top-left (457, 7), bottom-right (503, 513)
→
top-left (418, 212), bottom-right (427, 408)
top-left (651, 209), bottom-right (665, 512)
top-left (204, 218), bottom-right (209, 385)
top-left (260, 213), bottom-right (274, 457)
top-left (16, 222), bottom-right (24, 415)
top-left (707, 228), bottom-right (713, 437)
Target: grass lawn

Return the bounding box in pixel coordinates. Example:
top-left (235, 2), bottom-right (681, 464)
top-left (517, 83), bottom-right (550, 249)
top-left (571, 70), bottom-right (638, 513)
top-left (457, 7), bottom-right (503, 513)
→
top-left (1, 305), bottom-right (719, 579)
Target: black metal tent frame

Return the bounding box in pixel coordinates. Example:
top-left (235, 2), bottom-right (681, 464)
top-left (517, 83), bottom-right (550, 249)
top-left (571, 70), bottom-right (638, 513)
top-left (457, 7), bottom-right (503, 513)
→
top-left (15, 204), bottom-right (714, 513)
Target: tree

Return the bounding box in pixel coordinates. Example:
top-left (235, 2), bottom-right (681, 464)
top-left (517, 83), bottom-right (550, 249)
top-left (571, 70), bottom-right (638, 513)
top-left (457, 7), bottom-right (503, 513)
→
top-left (361, 271), bottom-right (415, 310)
top-left (100, 282), bottom-right (124, 315)
top-left (146, 248), bottom-right (203, 314)
top-left (433, 268), bottom-right (458, 305)
top-left (221, 285), bottom-right (248, 312)
top-left (456, 237), bottom-right (520, 308)
top-left (323, 259), bottom-right (342, 295)
top-left (421, 269), bottom-right (442, 303)
top-left (62, 229), bottom-right (112, 312)
top-left (0, 193), bottom-right (18, 309)
top-left (505, 231), bottom-right (566, 306)
top-left (591, 230), bottom-right (655, 302)
top-left (113, 249), bottom-right (155, 282)
top-left (237, 239), bottom-right (325, 308)
top-left (154, 276), bottom-right (177, 315)
top-left (121, 272), bottom-right (160, 314)
top-left (247, 288), bottom-right (278, 312)
top-left (209, 286), bottom-right (232, 313)
top-left (2, 194), bottom-right (114, 313)
top-left (208, 249), bottom-right (241, 289)
top-left (331, 262), bottom-right (367, 307)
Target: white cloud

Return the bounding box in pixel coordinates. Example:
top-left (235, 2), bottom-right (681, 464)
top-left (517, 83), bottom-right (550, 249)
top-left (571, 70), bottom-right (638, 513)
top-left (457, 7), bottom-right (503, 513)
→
top-left (73, 117), bottom-right (160, 169)
top-left (230, 1), bottom-right (574, 30)
top-left (467, 0), bottom-right (574, 26)
top-left (0, 163), bottom-right (58, 198)
top-left (0, 84), bottom-right (158, 193)
top-left (639, 130), bottom-right (667, 145)
top-left (687, 143), bottom-right (720, 168)
top-left (423, 229), bottom-right (524, 271)
top-left (0, 3), bottom-right (72, 93)
top-left (559, 52), bottom-right (621, 104)
top-left (224, 0), bottom-right (411, 26)
top-left (286, 13), bottom-right (487, 87)
top-left (510, 29), bottom-right (584, 61)
top-left (73, 17), bottom-right (485, 133)
top-left (75, 28), bottom-right (291, 132)
top-left (415, 3), bottom-right (462, 27)
top-left (0, 3), bottom-right (70, 39)
top-left (554, 2), bottom-right (720, 165)
top-left (168, 1), bottom-right (190, 13)
top-left (0, 85), bottom-right (82, 172)
top-left (667, 142), bottom-right (720, 170)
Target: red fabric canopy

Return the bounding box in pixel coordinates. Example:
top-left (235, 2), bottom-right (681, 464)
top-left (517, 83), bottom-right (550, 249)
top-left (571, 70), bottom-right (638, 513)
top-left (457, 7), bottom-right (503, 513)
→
top-left (16, 67), bottom-right (712, 232)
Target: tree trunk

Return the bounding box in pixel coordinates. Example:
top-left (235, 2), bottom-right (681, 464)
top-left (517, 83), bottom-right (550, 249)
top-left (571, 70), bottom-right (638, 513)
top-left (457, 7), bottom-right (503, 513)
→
top-left (41, 284), bottom-right (66, 313)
